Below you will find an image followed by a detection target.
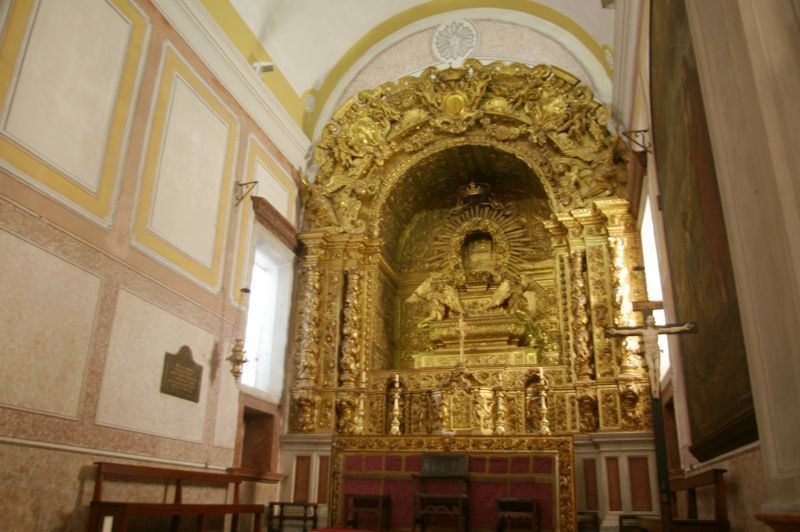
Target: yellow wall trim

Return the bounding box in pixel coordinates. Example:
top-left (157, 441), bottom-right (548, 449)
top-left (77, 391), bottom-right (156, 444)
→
top-left (132, 43), bottom-right (239, 290)
top-left (198, 0), bottom-right (304, 127)
top-left (0, 0), bottom-right (149, 224)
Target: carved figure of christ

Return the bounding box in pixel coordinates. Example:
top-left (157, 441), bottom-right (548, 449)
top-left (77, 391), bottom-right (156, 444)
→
top-left (605, 315), bottom-right (696, 399)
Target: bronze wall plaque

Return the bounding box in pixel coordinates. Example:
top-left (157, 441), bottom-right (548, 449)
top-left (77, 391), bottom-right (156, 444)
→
top-left (160, 346), bottom-right (202, 402)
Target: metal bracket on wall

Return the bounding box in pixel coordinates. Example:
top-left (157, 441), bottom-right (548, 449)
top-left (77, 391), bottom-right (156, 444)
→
top-left (235, 181), bottom-right (258, 206)
top-left (621, 129), bottom-right (652, 153)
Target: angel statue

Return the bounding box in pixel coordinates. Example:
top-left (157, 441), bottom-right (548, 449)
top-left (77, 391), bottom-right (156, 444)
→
top-left (484, 276), bottom-right (541, 320)
top-left (406, 275), bottom-right (465, 327)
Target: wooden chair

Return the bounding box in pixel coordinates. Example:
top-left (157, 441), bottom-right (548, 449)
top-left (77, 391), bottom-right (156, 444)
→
top-left (412, 454), bottom-right (469, 532)
top-left (345, 494), bottom-right (391, 531)
top-left (495, 497), bottom-right (540, 531)
top-left (638, 469), bottom-right (729, 531)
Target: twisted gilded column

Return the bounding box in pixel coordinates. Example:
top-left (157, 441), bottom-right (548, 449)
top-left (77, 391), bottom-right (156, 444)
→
top-left (290, 233), bottom-right (326, 433)
top-left (563, 217), bottom-right (594, 381)
top-left (339, 270), bottom-right (361, 387)
top-left (295, 267), bottom-right (321, 387)
top-left (570, 248), bottom-right (594, 380)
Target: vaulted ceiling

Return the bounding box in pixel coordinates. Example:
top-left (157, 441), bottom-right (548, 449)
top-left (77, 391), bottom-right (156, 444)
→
top-left (201, 0), bottom-right (625, 141)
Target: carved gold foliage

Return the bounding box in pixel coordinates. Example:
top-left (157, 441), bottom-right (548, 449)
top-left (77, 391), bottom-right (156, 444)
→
top-left (554, 394), bottom-right (568, 433)
top-left (556, 253), bottom-right (572, 368)
top-left (372, 270), bottom-right (395, 370)
top-left (336, 394), bottom-right (360, 434)
top-left (506, 393), bottom-right (524, 433)
top-left (292, 390), bottom-right (316, 433)
top-left (480, 117), bottom-right (525, 140)
top-left (619, 381), bottom-right (647, 430)
top-left (577, 391), bottom-right (599, 432)
top-left (600, 388), bottom-right (621, 429)
top-left (318, 396), bottom-right (334, 430)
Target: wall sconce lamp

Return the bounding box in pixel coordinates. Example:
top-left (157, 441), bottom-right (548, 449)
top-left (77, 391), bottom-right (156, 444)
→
top-left (227, 288), bottom-right (251, 381)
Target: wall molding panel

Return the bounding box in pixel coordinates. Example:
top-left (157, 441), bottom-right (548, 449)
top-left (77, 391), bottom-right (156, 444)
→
top-left (150, 0), bottom-right (309, 169)
top-left (132, 43), bottom-right (239, 292)
top-left (0, 227), bottom-right (102, 419)
top-left (95, 287), bottom-right (215, 443)
top-left (0, 0), bottom-right (149, 226)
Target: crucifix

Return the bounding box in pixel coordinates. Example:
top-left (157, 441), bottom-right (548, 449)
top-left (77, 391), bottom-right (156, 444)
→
top-left (605, 303), bottom-right (696, 531)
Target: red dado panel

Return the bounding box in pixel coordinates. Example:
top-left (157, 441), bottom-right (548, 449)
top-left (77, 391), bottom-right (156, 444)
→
top-left (340, 452), bottom-right (557, 531)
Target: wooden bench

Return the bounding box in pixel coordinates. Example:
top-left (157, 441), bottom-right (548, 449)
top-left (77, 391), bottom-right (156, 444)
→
top-left (87, 461), bottom-right (264, 531)
top-left (638, 468), bottom-right (729, 531)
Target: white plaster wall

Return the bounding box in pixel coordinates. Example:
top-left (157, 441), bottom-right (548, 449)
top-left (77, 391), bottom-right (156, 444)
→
top-left (3, 0), bottom-right (130, 190)
top-left (96, 288), bottom-right (214, 442)
top-left (254, 160), bottom-right (291, 220)
top-left (0, 227), bottom-right (101, 417)
top-left (149, 76), bottom-right (228, 267)
top-left (213, 361), bottom-right (240, 448)
top-left (0, 229), bottom-right (101, 418)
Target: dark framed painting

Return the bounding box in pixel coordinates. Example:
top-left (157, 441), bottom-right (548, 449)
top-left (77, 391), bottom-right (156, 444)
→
top-left (650, 0), bottom-right (757, 461)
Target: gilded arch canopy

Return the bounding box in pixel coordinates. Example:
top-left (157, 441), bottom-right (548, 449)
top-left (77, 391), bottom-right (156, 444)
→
top-left (303, 59), bottom-right (629, 236)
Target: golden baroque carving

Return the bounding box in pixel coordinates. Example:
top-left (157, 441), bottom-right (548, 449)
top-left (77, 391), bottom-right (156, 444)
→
top-left (306, 61), bottom-right (629, 235)
top-left (321, 270), bottom-right (342, 387)
top-left (292, 390), bottom-right (316, 433)
top-left (336, 394), bottom-right (360, 435)
top-left (570, 251), bottom-right (594, 379)
top-left (318, 396), bottom-right (334, 430)
top-left (578, 390), bottom-right (599, 432)
top-left (339, 271), bottom-right (362, 387)
top-left (295, 267), bottom-right (321, 387)
top-left (600, 388), bottom-right (621, 429)
top-left (619, 381), bottom-right (646, 430)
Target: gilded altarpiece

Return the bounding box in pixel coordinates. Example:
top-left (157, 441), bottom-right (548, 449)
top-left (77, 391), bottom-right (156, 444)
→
top-left (287, 61), bottom-right (653, 528)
